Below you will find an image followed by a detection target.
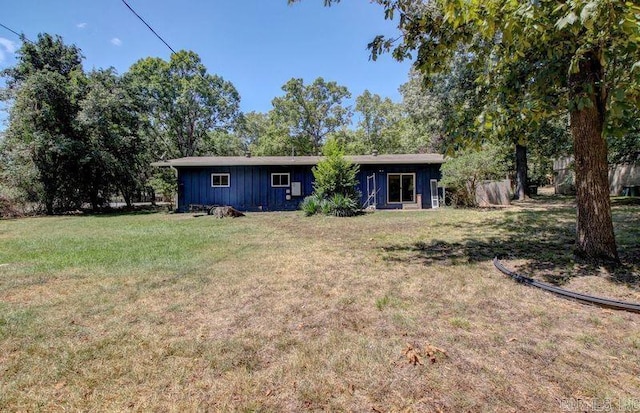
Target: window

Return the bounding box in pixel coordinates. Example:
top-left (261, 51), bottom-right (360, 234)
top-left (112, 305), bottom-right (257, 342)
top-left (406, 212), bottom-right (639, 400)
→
top-left (211, 173), bottom-right (230, 187)
top-left (387, 173), bottom-right (415, 203)
top-left (271, 173), bottom-right (290, 187)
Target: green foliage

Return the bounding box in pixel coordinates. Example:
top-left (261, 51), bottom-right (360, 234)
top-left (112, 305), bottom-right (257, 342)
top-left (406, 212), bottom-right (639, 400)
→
top-left (303, 0), bottom-right (639, 259)
top-left (272, 77), bottom-right (351, 155)
top-left (1, 35), bottom-right (246, 214)
top-left (440, 145), bottom-right (509, 207)
top-left (400, 62), bottom-right (482, 154)
top-left (326, 193), bottom-right (358, 217)
top-left (77, 68), bottom-right (148, 208)
top-left (127, 50), bottom-right (241, 158)
top-left (301, 139), bottom-right (361, 217)
top-left (2, 34), bottom-right (85, 214)
top-left (352, 90), bottom-right (406, 154)
top-left (300, 194), bottom-right (325, 216)
top-left (312, 139), bottom-right (360, 200)
top-left (202, 129), bottom-right (245, 156)
top-left (608, 133), bottom-right (640, 164)
top-left (237, 111), bottom-right (292, 156)
top-left (148, 169), bottom-right (177, 205)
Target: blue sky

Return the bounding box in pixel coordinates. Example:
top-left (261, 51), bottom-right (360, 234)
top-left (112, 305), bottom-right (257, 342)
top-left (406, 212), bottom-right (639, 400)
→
top-left (0, 0), bottom-right (413, 129)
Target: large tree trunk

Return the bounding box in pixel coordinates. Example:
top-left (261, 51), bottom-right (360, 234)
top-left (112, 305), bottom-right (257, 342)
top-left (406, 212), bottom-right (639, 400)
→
top-left (515, 143), bottom-right (528, 201)
top-left (569, 51), bottom-right (619, 264)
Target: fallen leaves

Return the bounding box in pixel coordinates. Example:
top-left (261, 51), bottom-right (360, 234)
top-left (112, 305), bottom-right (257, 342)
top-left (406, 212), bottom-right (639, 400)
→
top-left (402, 342), bottom-right (449, 366)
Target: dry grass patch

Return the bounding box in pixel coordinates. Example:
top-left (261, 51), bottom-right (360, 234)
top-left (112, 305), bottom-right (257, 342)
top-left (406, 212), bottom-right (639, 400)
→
top-left (1, 199), bottom-right (639, 411)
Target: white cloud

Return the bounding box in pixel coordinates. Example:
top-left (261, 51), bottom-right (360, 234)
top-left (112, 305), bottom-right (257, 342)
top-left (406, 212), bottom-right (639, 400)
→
top-left (0, 37), bottom-right (17, 64)
top-left (0, 37), bottom-right (17, 53)
top-left (76, 22), bottom-right (88, 29)
top-left (110, 37), bottom-right (122, 46)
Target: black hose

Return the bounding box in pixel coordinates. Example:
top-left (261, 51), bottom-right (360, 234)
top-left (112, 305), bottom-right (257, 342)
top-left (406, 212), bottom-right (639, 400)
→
top-left (493, 257), bottom-right (640, 314)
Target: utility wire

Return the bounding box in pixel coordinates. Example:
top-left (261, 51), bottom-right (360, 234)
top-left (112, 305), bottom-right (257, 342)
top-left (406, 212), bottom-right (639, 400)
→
top-left (0, 22), bottom-right (33, 43)
top-left (120, 0), bottom-right (176, 54)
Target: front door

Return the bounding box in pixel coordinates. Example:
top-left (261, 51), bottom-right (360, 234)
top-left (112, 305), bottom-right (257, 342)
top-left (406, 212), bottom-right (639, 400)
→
top-left (388, 173), bottom-right (415, 204)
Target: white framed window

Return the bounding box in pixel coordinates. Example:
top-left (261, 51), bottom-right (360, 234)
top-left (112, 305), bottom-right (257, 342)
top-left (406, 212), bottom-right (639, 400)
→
top-left (271, 173), bottom-right (290, 187)
top-left (387, 173), bottom-right (416, 203)
top-left (211, 173), bottom-right (230, 188)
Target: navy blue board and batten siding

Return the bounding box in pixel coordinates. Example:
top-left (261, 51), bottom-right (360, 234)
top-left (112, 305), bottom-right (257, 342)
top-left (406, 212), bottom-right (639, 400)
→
top-left (154, 154), bottom-right (445, 212)
top-left (178, 165), bottom-right (315, 212)
top-left (356, 163), bottom-right (442, 210)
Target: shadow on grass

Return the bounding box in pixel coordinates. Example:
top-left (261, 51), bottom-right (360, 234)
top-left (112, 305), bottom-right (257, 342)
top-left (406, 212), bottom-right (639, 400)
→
top-left (380, 199), bottom-right (640, 289)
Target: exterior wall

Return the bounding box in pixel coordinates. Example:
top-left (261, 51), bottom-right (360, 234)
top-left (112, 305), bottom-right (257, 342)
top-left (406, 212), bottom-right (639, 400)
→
top-left (553, 157), bottom-right (576, 195)
top-left (357, 164), bottom-right (442, 209)
top-left (554, 157), bottom-right (640, 195)
top-left (177, 165), bottom-right (315, 212)
top-left (177, 163), bottom-right (443, 212)
top-left (609, 163), bottom-right (640, 195)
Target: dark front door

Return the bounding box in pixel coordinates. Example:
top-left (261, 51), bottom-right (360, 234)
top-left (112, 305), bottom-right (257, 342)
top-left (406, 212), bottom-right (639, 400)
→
top-left (388, 173), bottom-right (415, 203)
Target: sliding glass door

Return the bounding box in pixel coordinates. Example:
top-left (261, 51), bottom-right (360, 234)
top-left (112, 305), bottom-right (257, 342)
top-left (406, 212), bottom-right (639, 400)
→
top-left (387, 173), bottom-right (415, 203)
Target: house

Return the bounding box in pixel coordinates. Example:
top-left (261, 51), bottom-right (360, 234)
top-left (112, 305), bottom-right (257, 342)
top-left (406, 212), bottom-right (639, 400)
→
top-left (152, 153), bottom-right (445, 212)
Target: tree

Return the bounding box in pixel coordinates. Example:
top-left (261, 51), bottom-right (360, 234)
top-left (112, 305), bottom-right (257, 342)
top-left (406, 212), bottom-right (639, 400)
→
top-left (398, 69), bottom-right (445, 153)
top-left (353, 90), bottom-right (403, 153)
top-left (440, 144), bottom-right (509, 207)
top-left (201, 129), bottom-right (245, 156)
top-left (297, 0), bottom-right (640, 263)
top-left (272, 77), bottom-right (351, 155)
top-left (300, 138), bottom-right (361, 217)
top-left (76, 68), bottom-right (147, 208)
top-left (2, 34), bottom-right (85, 214)
top-left (127, 50), bottom-right (241, 158)
top-left (236, 111), bottom-right (292, 156)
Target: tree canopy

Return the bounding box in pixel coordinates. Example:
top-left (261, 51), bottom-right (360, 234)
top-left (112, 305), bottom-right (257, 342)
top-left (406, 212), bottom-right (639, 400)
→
top-left (127, 50), bottom-right (241, 159)
top-left (294, 0), bottom-right (640, 263)
top-left (272, 77), bottom-right (352, 155)
top-left (0, 35), bottom-right (245, 213)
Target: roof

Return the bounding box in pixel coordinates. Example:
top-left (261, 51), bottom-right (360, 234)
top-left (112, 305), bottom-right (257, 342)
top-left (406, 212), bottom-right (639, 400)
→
top-left (151, 153), bottom-right (445, 167)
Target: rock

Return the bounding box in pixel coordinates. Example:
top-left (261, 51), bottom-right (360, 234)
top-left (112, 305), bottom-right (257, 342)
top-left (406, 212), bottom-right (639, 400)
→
top-left (208, 206), bottom-right (245, 218)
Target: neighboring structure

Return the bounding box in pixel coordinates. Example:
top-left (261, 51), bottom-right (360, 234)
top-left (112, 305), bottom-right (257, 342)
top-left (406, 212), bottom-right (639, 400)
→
top-left (153, 154), bottom-right (444, 212)
top-left (610, 163), bottom-right (640, 195)
top-left (476, 180), bottom-right (512, 207)
top-left (553, 157), bottom-right (640, 196)
top-left (553, 157), bottom-right (576, 195)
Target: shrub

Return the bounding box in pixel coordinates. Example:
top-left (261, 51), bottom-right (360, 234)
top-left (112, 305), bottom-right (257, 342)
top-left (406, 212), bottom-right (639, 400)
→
top-left (300, 194), bottom-right (324, 216)
top-left (0, 195), bottom-right (23, 219)
top-left (440, 144), bottom-right (509, 207)
top-left (327, 193), bottom-right (358, 217)
top-left (301, 139), bottom-right (361, 217)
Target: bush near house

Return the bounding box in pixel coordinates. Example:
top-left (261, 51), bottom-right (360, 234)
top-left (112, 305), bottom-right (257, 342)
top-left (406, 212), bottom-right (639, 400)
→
top-left (440, 145), bottom-right (509, 207)
top-left (302, 139), bottom-right (361, 217)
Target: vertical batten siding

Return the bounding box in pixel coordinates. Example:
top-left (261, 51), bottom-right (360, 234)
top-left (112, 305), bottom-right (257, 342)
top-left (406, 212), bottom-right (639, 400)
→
top-left (358, 164), bottom-right (442, 209)
top-left (177, 165), bottom-right (316, 212)
top-left (177, 162), bottom-right (442, 212)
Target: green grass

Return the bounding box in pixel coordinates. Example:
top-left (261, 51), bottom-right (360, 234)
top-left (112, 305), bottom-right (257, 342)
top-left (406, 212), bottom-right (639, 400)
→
top-left (0, 198), bottom-right (639, 411)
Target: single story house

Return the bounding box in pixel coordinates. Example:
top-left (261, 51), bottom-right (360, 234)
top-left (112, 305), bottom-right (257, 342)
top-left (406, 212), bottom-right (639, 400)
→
top-left (153, 153), bottom-right (445, 212)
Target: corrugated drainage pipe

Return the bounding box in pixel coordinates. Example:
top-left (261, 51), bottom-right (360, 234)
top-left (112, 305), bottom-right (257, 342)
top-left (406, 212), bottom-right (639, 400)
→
top-left (493, 257), bottom-right (640, 314)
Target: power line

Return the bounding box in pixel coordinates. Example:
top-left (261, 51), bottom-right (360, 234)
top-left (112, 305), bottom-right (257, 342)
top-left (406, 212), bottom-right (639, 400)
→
top-left (0, 22), bottom-right (33, 43)
top-left (120, 0), bottom-right (176, 54)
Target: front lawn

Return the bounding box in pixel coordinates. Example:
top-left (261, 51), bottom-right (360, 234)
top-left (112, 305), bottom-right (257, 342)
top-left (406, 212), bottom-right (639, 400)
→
top-left (1, 199), bottom-right (639, 411)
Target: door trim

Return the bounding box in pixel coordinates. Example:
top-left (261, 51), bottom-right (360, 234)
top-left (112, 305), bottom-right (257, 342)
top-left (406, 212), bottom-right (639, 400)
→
top-left (387, 173), bottom-right (416, 204)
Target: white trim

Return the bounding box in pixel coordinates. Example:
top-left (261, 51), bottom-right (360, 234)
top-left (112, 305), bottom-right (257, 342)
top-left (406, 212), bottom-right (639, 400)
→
top-left (387, 173), bottom-right (416, 204)
top-left (430, 179), bottom-right (439, 209)
top-left (211, 173), bottom-right (230, 188)
top-left (271, 172), bottom-right (290, 187)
